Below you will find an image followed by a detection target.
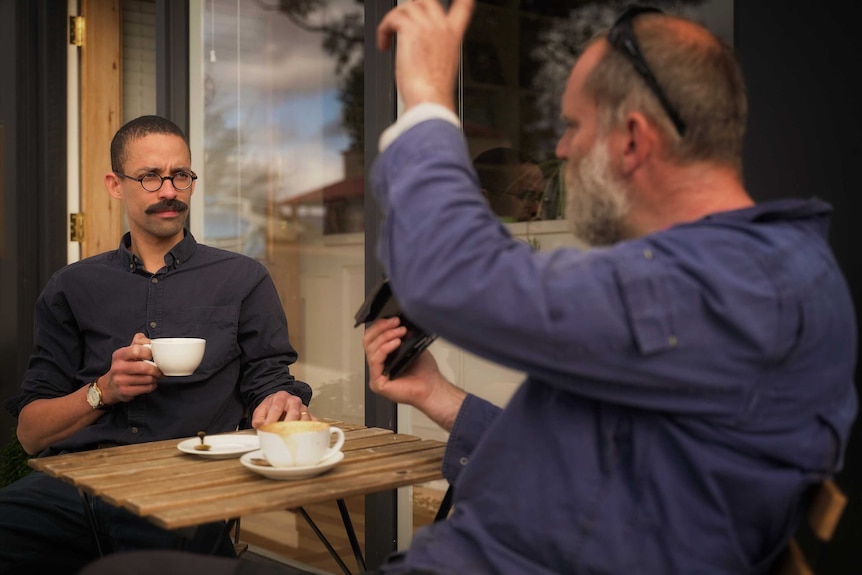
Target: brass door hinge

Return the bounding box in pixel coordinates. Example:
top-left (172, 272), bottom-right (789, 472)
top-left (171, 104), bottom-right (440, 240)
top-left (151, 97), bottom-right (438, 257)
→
top-left (69, 16), bottom-right (85, 47)
top-left (70, 213), bottom-right (85, 243)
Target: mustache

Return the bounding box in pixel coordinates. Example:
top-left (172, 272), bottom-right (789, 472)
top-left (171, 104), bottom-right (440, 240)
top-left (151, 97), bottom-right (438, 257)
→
top-left (145, 199), bottom-right (189, 214)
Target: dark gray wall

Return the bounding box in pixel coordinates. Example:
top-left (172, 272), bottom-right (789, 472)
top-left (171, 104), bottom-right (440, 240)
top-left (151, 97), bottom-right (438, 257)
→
top-left (0, 0), bottom-right (20, 446)
top-left (0, 1), bottom-right (68, 446)
top-left (737, 3), bottom-right (862, 569)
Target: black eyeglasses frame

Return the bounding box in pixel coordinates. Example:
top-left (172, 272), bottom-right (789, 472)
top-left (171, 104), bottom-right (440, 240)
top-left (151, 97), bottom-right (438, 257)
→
top-left (115, 171), bottom-right (198, 192)
top-left (607, 6), bottom-right (687, 137)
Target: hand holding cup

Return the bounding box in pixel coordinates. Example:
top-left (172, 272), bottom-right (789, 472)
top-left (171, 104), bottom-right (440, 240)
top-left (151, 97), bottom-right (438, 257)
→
top-left (143, 337), bottom-right (206, 376)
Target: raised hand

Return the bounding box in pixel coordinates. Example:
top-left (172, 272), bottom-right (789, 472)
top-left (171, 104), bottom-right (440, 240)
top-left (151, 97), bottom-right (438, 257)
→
top-left (376, 0), bottom-right (475, 111)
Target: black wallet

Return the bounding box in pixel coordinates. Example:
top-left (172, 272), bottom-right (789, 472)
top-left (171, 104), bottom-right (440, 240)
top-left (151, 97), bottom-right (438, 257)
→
top-left (354, 278), bottom-right (438, 379)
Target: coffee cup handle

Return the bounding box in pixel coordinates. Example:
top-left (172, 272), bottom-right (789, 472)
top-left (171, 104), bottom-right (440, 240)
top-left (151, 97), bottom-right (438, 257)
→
top-left (324, 427), bottom-right (345, 459)
top-left (142, 343), bottom-right (157, 367)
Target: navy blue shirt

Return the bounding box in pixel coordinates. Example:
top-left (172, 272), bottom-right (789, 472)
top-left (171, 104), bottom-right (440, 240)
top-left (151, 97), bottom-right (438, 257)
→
top-left (6, 231), bottom-right (311, 454)
top-left (371, 120), bottom-right (858, 574)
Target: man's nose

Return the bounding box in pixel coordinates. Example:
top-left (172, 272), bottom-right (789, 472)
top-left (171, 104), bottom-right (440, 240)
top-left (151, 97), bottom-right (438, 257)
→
top-left (555, 136), bottom-right (568, 159)
top-left (158, 178), bottom-right (180, 198)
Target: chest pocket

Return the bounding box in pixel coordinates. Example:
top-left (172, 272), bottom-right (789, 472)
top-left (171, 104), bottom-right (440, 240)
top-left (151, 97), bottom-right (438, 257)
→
top-left (178, 306), bottom-right (240, 372)
top-left (615, 252), bottom-right (678, 356)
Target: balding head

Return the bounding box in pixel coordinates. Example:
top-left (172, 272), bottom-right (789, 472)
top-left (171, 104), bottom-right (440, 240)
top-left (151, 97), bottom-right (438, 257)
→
top-left (584, 10), bottom-right (747, 172)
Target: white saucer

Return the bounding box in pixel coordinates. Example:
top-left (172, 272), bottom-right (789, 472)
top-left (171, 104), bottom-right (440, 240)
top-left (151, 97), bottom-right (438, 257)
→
top-left (240, 450), bottom-right (344, 480)
top-left (177, 434), bottom-right (259, 459)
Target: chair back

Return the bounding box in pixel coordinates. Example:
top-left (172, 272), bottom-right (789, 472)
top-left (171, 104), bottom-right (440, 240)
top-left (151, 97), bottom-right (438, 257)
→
top-left (774, 479), bottom-right (848, 575)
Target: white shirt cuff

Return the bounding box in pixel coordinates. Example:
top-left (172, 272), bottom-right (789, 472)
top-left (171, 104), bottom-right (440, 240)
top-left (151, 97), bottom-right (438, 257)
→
top-left (378, 103), bottom-right (461, 153)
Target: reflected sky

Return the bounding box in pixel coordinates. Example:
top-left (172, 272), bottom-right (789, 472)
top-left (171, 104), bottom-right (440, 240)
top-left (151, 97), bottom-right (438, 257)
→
top-left (202, 0), bottom-right (360, 202)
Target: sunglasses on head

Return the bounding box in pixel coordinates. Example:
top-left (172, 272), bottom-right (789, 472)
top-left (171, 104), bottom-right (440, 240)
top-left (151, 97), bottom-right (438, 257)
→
top-left (607, 5), bottom-right (687, 137)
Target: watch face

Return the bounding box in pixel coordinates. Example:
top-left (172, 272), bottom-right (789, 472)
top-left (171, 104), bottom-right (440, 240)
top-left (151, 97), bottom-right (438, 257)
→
top-left (87, 384), bottom-right (101, 408)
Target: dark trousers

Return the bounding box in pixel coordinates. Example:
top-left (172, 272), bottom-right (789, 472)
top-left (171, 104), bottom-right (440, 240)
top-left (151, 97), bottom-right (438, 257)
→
top-left (0, 471), bottom-right (235, 575)
top-left (80, 550), bottom-right (441, 575)
top-left (81, 551), bottom-right (293, 575)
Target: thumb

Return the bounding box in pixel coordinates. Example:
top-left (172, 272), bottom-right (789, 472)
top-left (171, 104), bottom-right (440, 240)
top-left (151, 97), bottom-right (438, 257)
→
top-left (447, 0), bottom-right (475, 36)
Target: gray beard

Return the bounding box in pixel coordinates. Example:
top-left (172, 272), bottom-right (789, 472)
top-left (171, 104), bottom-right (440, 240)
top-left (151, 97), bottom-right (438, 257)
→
top-left (565, 142), bottom-right (631, 248)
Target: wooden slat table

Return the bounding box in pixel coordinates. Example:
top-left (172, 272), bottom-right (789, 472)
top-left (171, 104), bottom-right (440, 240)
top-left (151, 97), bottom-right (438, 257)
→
top-left (29, 422), bottom-right (447, 574)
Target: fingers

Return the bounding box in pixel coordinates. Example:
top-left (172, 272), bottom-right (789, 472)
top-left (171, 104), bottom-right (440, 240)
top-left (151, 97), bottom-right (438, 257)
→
top-left (377, 0), bottom-right (475, 51)
top-left (376, 0), bottom-right (434, 51)
top-left (363, 318), bottom-right (407, 378)
top-left (251, 391), bottom-right (310, 428)
top-left (362, 316), bottom-right (402, 348)
top-left (130, 332), bottom-right (150, 346)
top-left (447, 0), bottom-right (475, 36)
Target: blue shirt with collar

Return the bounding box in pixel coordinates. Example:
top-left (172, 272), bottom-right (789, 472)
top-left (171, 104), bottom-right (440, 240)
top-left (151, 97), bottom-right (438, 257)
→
top-left (371, 119), bottom-right (857, 574)
top-left (6, 230), bottom-right (311, 454)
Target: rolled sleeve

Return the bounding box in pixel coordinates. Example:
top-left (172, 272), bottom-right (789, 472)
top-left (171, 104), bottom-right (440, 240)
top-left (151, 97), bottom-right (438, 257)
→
top-left (441, 394), bottom-right (501, 484)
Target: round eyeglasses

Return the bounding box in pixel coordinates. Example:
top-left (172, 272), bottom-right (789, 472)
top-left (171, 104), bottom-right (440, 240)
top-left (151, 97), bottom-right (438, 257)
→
top-left (115, 171), bottom-right (198, 192)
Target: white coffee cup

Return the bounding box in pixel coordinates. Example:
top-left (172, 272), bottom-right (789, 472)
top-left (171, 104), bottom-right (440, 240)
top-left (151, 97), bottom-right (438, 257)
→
top-left (143, 337), bottom-right (206, 376)
top-left (257, 421), bottom-right (345, 468)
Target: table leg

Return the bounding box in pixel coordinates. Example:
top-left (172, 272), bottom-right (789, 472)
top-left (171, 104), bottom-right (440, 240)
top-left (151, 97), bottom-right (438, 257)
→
top-left (297, 506), bottom-right (354, 575)
top-left (79, 489), bottom-right (104, 557)
top-left (337, 498), bottom-right (367, 573)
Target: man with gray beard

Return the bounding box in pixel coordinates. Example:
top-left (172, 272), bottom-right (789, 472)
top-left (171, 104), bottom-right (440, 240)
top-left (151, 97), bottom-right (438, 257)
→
top-left (359, 1), bottom-right (856, 573)
top-left (80, 2), bottom-right (857, 575)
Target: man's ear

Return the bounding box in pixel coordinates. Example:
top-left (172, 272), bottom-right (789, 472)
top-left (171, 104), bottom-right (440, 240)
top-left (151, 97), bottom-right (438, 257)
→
top-left (105, 172), bottom-right (123, 199)
top-left (618, 112), bottom-right (655, 175)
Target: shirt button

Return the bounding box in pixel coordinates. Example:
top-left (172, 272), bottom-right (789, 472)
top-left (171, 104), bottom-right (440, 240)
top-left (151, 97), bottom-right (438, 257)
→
top-left (150, 322), bottom-right (157, 329)
top-left (151, 277), bottom-right (158, 284)
top-left (129, 264), bottom-right (135, 270)
top-left (459, 457), bottom-right (468, 466)
top-left (643, 249), bottom-right (654, 259)
top-left (130, 427), bottom-right (139, 433)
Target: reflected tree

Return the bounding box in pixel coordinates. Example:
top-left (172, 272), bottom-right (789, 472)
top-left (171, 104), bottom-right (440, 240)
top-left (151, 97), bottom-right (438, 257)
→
top-left (258, 0), bottom-right (365, 155)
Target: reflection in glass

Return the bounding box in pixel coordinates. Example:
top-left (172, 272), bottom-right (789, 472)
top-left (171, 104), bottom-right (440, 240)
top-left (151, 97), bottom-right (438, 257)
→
top-left (462, 0), bottom-right (731, 225)
top-left (200, 0), bottom-right (366, 420)
top-left (197, 2), bottom-right (368, 569)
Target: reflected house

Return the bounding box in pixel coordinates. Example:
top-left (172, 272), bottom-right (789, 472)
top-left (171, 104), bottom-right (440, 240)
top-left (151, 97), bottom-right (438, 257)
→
top-left (280, 147), bottom-right (366, 236)
top-left (276, 119), bottom-right (560, 236)
top-left (204, 195), bottom-right (267, 259)
top-left (282, 174), bottom-right (365, 236)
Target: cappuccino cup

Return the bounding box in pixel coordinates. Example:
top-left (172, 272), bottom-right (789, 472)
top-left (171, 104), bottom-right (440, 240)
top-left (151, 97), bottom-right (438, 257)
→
top-left (257, 421), bottom-right (345, 468)
top-left (143, 337), bottom-right (206, 376)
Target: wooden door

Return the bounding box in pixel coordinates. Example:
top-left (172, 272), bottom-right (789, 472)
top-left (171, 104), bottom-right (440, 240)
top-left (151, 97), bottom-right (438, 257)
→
top-left (78, 0), bottom-right (123, 258)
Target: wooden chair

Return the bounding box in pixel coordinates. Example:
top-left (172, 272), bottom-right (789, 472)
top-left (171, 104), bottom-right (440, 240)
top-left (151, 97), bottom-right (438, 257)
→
top-left (774, 479), bottom-right (848, 575)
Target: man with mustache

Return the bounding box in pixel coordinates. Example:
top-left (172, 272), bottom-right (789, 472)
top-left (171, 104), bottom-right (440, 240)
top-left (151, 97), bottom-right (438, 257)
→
top-left (0, 115), bottom-right (313, 574)
top-left (79, 2), bottom-right (856, 575)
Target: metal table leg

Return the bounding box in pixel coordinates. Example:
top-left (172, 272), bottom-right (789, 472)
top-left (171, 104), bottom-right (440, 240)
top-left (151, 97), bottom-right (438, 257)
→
top-left (298, 506), bottom-right (354, 575)
top-left (337, 498), bottom-right (366, 573)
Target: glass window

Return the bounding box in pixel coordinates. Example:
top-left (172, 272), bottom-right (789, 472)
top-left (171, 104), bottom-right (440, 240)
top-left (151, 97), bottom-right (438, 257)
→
top-left (193, 2), bottom-right (368, 570)
top-left (187, 1), bottom-right (733, 569)
top-left (122, 0), bottom-right (157, 123)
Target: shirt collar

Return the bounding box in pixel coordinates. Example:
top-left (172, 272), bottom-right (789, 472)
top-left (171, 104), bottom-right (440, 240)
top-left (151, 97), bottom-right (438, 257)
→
top-left (118, 229), bottom-right (198, 272)
top-left (705, 198), bottom-right (832, 224)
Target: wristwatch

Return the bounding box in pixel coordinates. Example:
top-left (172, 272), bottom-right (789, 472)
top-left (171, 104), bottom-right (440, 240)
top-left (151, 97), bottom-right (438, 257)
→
top-left (86, 380), bottom-right (106, 410)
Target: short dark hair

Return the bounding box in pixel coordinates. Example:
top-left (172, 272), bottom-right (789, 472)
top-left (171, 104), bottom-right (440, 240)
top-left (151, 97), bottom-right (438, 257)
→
top-left (473, 147), bottom-right (537, 195)
top-left (110, 115), bottom-right (189, 172)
